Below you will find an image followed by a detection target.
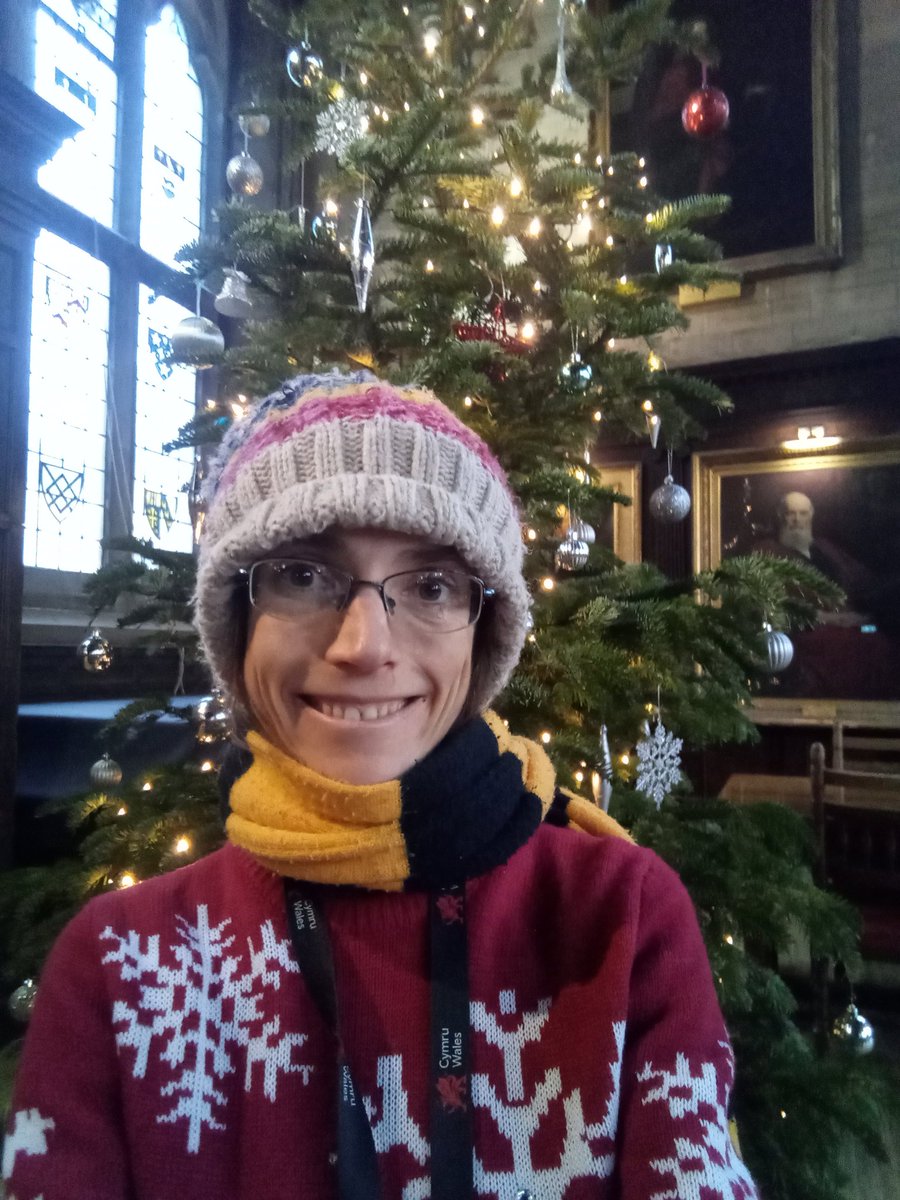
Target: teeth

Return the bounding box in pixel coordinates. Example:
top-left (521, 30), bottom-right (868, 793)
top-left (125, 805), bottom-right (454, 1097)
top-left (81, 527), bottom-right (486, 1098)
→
top-left (313, 699), bottom-right (406, 721)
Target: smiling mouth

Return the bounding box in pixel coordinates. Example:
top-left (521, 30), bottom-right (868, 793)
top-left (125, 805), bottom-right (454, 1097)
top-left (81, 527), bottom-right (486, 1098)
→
top-left (303, 697), bottom-right (415, 722)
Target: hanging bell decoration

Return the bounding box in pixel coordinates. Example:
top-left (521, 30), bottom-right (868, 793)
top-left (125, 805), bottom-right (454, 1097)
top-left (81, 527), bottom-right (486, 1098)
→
top-left (226, 151), bottom-right (264, 197)
top-left (764, 624), bottom-right (794, 673)
top-left (555, 535), bottom-right (590, 571)
top-left (8, 978), bottom-right (38, 1024)
top-left (831, 1003), bottom-right (875, 1055)
top-left (649, 475), bottom-right (691, 523)
top-left (170, 315), bottom-right (224, 369)
top-left (350, 197), bottom-right (375, 312)
top-left (194, 689), bottom-right (230, 744)
top-left (238, 111), bottom-right (271, 138)
top-left (559, 352), bottom-right (593, 391)
top-left (90, 752), bottom-right (123, 789)
top-left (591, 724), bottom-right (614, 812)
top-left (655, 243), bottom-right (674, 273)
top-left (79, 628), bottom-right (112, 672)
top-left (214, 269), bottom-right (253, 319)
top-left (286, 41), bottom-right (324, 90)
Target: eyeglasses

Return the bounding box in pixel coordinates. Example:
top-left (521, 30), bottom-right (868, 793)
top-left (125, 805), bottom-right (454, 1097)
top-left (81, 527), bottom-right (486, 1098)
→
top-left (244, 559), bottom-right (493, 634)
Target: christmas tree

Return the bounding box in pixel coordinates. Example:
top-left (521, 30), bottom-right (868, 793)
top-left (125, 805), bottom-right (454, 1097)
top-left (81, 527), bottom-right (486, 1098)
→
top-left (3, 1), bottom-right (898, 1196)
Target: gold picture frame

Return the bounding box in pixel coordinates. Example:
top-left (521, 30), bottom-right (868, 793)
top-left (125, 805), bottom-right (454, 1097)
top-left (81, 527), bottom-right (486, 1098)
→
top-left (596, 462), bottom-right (642, 563)
top-left (693, 439), bottom-right (900, 723)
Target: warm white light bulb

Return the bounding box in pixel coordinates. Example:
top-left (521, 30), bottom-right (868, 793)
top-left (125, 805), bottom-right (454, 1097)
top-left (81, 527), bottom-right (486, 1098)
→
top-left (141, 781), bottom-right (152, 792)
top-left (527, 216), bottom-right (541, 237)
top-left (541, 577), bottom-right (555, 591)
top-left (593, 410), bottom-right (603, 422)
top-left (424, 259), bottom-right (435, 272)
top-left (574, 771), bottom-right (584, 784)
top-left (573, 152), bottom-right (582, 165)
top-left (540, 731), bottom-right (552, 745)
top-left (471, 105), bottom-right (485, 126)
top-left (605, 234), bottom-right (614, 247)
top-left (174, 836), bottom-right (191, 855)
top-left (325, 197), bottom-right (339, 216)
top-left (526, 527), bottom-right (537, 541)
top-left (118, 872), bottom-right (137, 889)
top-left (490, 204), bottom-right (505, 226)
top-left (520, 319), bottom-right (536, 340)
top-left (464, 4), bottom-right (475, 17)
top-left (510, 176), bottom-right (523, 197)
top-left (359, 70), bottom-right (368, 86)
top-left (463, 395), bottom-right (474, 407)
top-left (423, 28), bottom-right (440, 55)
top-left (639, 175), bottom-right (648, 188)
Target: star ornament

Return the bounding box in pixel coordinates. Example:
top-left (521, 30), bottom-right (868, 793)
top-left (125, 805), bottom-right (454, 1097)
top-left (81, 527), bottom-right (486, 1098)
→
top-left (635, 719), bottom-right (683, 809)
top-left (314, 95), bottom-right (369, 159)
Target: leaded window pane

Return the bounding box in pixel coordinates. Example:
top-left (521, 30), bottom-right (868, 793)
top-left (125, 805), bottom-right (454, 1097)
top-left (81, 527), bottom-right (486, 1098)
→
top-left (140, 5), bottom-right (204, 267)
top-left (133, 287), bottom-right (196, 553)
top-left (25, 231), bottom-right (110, 572)
top-left (34, 6), bottom-right (117, 224)
top-left (39, 0), bottom-right (117, 61)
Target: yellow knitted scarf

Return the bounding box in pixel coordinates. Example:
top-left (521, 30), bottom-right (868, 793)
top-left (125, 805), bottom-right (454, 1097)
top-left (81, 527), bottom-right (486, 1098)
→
top-left (226, 711), bottom-right (631, 890)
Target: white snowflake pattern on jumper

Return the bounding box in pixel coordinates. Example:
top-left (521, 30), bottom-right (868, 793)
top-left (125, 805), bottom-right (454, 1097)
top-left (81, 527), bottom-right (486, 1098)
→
top-left (637, 1041), bottom-right (756, 1199)
top-left (470, 991), bottom-right (625, 1196)
top-left (3, 1108), bottom-right (55, 1181)
top-left (362, 1054), bottom-right (430, 1199)
top-left (101, 904), bottom-right (313, 1153)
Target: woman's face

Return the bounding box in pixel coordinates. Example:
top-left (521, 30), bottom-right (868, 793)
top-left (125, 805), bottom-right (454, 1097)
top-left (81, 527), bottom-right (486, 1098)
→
top-left (242, 528), bottom-right (477, 784)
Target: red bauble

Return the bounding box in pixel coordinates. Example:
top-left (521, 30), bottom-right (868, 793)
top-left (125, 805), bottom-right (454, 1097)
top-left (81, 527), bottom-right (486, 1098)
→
top-left (681, 84), bottom-right (730, 138)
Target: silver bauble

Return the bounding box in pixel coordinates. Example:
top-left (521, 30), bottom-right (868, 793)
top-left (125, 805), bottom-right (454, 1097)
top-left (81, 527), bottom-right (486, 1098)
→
top-left (648, 475), bottom-right (691, 523)
top-left (238, 111), bottom-right (270, 138)
top-left (559, 352), bottom-right (592, 391)
top-left (286, 42), bottom-right (324, 90)
top-left (195, 689), bottom-right (230, 744)
top-left (655, 243), bottom-right (674, 273)
top-left (569, 518), bottom-right (596, 545)
top-left (90, 752), bottom-right (123, 788)
top-left (214, 268), bottom-right (253, 319)
top-left (9, 978), bottom-right (38, 1023)
top-left (226, 151), bottom-right (264, 197)
top-left (764, 625), bottom-right (794, 673)
top-left (831, 1003), bottom-right (875, 1055)
top-left (554, 536), bottom-right (590, 571)
top-left (79, 628), bottom-right (112, 672)
top-left (169, 316), bottom-right (225, 369)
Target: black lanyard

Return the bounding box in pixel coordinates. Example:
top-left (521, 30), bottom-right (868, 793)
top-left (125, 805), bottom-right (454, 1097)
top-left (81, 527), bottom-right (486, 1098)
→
top-left (283, 881), bottom-right (473, 1200)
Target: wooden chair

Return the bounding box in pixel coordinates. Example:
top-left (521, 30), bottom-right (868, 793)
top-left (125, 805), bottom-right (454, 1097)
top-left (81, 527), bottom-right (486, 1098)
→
top-left (809, 742), bottom-right (900, 1035)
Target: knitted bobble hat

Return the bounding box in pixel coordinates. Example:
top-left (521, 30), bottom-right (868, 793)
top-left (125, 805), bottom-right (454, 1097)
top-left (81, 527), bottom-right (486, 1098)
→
top-left (195, 370), bottom-right (531, 715)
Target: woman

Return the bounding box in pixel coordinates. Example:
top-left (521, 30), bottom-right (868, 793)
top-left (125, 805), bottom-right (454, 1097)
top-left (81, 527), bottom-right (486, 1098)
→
top-left (6, 372), bottom-right (758, 1199)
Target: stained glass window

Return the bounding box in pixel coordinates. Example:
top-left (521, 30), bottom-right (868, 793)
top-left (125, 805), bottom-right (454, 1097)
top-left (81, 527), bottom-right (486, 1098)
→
top-left (133, 286), bottom-right (196, 553)
top-left (33, 4), bottom-right (118, 224)
top-left (141, 6), bottom-right (204, 267)
top-left (24, 231), bottom-right (110, 572)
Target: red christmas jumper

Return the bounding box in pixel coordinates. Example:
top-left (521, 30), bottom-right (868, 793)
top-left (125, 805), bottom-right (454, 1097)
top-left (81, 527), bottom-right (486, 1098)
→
top-left (6, 720), bottom-right (758, 1200)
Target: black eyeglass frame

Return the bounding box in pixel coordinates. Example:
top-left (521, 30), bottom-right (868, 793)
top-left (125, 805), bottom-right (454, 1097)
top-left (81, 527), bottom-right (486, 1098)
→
top-left (238, 559), bottom-right (495, 632)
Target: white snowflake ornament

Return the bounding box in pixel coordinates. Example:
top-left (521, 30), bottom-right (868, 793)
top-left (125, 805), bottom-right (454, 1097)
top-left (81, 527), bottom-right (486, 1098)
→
top-left (315, 95), bottom-right (369, 159)
top-left (635, 718), bottom-right (682, 808)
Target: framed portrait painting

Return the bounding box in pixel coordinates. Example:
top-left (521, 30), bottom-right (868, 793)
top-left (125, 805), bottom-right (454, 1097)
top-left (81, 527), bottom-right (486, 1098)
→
top-left (606, 0), bottom-right (841, 275)
top-left (693, 440), bottom-right (900, 713)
